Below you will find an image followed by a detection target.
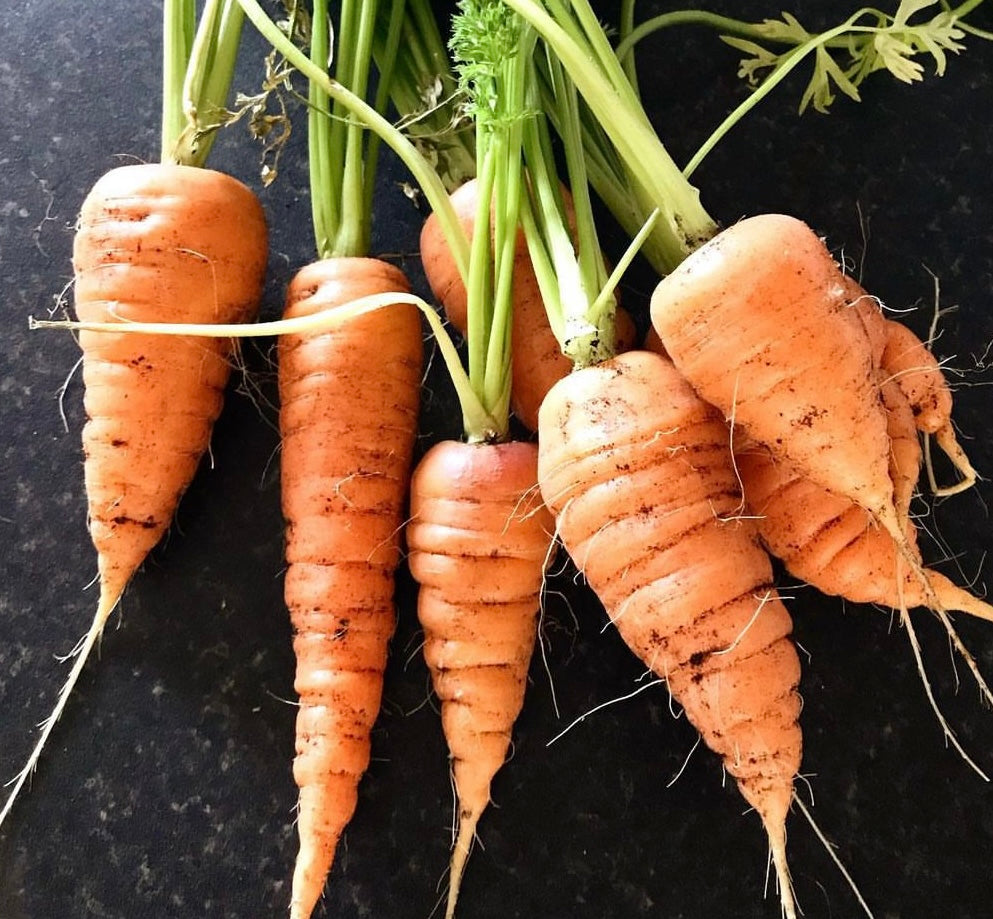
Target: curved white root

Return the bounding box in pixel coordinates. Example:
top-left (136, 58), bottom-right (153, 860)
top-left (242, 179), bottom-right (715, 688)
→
top-left (927, 424), bottom-right (979, 498)
top-left (792, 795), bottom-right (875, 918)
top-left (899, 607), bottom-right (989, 781)
top-left (0, 589), bottom-right (119, 828)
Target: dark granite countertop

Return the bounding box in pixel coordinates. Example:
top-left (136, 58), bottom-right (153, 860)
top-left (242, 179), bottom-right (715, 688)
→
top-left (2, 2), bottom-right (992, 918)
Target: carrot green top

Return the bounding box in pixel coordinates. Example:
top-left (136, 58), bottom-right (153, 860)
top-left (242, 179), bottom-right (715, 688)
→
top-left (447, 0), bottom-right (534, 442)
top-left (162, 0), bottom-right (247, 168)
top-left (372, 0), bottom-right (477, 194)
top-left (512, 0), bottom-right (987, 281)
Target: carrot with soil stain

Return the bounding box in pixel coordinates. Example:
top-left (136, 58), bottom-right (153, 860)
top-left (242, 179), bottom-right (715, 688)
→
top-left (406, 439), bottom-right (553, 919)
top-left (264, 4), bottom-right (426, 917)
top-left (0, 1), bottom-right (267, 828)
top-left (279, 258), bottom-right (422, 919)
top-left (649, 214), bottom-right (911, 554)
top-left (538, 349), bottom-right (804, 919)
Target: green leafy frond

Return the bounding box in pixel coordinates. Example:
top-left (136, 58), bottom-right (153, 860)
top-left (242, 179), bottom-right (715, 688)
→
top-left (722, 0), bottom-right (974, 115)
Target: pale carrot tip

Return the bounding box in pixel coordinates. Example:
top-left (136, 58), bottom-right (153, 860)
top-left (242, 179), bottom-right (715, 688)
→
top-left (445, 810), bottom-right (482, 919)
top-left (932, 423), bottom-right (978, 497)
top-left (766, 823), bottom-right (797, 919)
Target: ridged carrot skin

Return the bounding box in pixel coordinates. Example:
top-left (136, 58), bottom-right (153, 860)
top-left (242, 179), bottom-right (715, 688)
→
top-left (649, 214), bottom-right (902, 543)
top-left (420, 178), bottom-right (636, 431)
top-left (406, 439), bottom-right (554, 919)
top-left (538, 350), bottom-right (803, 918)
top-left (278, 257), bottom-right (423, 919)
top-left (74, 163), bottom-right (268, 614)
top-left (736, 378), bottom-right (993, 623)
top-left (0, 162), bottom-right (269, 834)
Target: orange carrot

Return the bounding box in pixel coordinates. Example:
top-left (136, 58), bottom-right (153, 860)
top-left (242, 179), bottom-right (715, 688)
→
top-left (76, 164), bottom-right (267, 615)
top-left (420, 177), bottom-right (636, 431)
top-left (406, 439), bottom-right (554, 919)
top-left (843, 274), bottom-right (976, 495)
top-left (649, 214), bottom-right (908, 551)
top-left (735, 380), bottom-right (992, 623)
top-left (538, 349), bottom-right (804, 919)
top-left (880, 317), bottom-right (978, 495)
top-left (0, 159), bottom-right (268, 828)
top-left (279, 257), bottom-right (423, 919)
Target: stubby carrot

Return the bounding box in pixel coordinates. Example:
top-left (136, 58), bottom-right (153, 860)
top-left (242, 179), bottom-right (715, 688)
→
top-left (0, 1), bottom-right (267, 828)
top-left (76, 164), bottom-right (267, 618)
top-left (538, 349), bottom-right (804, 919)
top-left (406, 439), bottom-right (554, 919)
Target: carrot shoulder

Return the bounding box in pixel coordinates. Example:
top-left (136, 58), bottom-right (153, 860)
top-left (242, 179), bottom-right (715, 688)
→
top-left (406, 439), bottom-right (553, 919)
top-left (279, 257), bottom-right (423, 919)
top-left (538, 349), bottom-right (803, 918)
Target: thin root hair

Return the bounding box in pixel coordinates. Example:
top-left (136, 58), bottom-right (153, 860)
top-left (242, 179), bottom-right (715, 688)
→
top-left (56, 356), bottom-right (84, 434)
top-left (666, 733), bottom-right (702, 788)
top-left (899, 604), bottom-right (990, 780)
top-left (793, 793), bottom-right (875, 918)
top-left (544, 678), bottom-right (665, 747)
top-left (713, 590), bottom-right (775, 657)
top-left (537, 574), bottom-right (562, 720)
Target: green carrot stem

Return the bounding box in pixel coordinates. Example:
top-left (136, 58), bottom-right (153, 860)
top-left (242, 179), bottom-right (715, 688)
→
top-left (234, 0), bottom-right (470, 278)
top-left (161, 0), bottom-right (195, 162)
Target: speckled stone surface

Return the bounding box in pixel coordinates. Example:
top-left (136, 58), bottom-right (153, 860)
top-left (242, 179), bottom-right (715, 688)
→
top-left (1, 2), bottom-right (992, 918)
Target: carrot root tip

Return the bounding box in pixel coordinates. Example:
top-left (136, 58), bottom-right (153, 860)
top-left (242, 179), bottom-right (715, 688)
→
top-left (445, 808), bottom-right (483, 919)
top-left (0, 589), bottom-right (119, 829)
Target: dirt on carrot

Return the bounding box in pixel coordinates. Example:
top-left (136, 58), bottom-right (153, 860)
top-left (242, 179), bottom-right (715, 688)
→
top-left (279, 256), bottom-right (423, 919)
top-left (537, 348), bottom-right (804, 919)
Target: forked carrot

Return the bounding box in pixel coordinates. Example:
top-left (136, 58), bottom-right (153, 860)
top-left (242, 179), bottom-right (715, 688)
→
top-left (0, 0), bottom-right (267, 828)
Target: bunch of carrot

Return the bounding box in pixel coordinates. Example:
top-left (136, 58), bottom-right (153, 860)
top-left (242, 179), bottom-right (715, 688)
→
top-left (8, 0), bottom-right (993, 917)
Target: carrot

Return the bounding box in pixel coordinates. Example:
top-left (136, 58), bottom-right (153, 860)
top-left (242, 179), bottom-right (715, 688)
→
top-left (76, 164), bottom-right (267, 616)
top-left (734, 385), bottom-right (993, 623)
top-left (880, 316), bottom-right (978, 495)
top-left (279, 258), bottom-right (423, 919)
top-left (648, 213), bottom-right (908, 551)
top-left (420, 177), bottom-right (637, 431)
top-left (253, 4), bottom-right (429, 916)
top-left (537, 349), bottom-right (804, 918)
top-left (400, 7), bottom-right (562, 914)
top-left (406, 439), bottom-right (553, 919)
top-left (842, 274), bottom-right (977, 496)
top-left (0, 0), bottom-right (267, 828)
